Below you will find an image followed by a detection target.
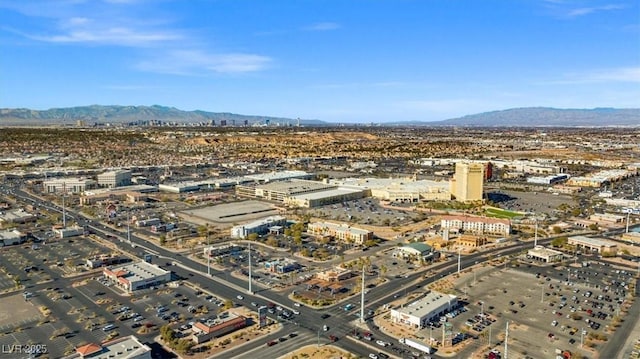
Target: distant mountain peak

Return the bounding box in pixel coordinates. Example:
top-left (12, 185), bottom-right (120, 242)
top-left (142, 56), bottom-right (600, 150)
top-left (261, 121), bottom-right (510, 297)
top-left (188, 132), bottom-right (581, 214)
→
top-left (436, 107), bottom-right (640, 127)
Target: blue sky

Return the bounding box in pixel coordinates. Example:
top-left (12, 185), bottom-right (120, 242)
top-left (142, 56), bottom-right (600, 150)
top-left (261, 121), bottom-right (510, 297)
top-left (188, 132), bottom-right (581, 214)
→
top-left (1, 0), bottom-right (638, 123)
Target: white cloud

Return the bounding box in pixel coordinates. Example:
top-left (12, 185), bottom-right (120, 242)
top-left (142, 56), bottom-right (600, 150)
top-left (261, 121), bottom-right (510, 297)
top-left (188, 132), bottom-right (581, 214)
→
top-left (29, 26), bottom-right (181, 46)
top-left (566, 4), bottom-right (625, 17)
top-left (303, 22), bottom-right (341, 31)
top-left (541, 66), bottom-right (640, 84)
top-left (136, 50), bottom-right (272, 75)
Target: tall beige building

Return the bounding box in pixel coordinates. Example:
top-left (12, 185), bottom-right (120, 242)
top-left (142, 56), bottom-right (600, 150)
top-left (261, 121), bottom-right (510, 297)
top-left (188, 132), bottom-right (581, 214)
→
top-left (450, 162), bottom-right (484, 202)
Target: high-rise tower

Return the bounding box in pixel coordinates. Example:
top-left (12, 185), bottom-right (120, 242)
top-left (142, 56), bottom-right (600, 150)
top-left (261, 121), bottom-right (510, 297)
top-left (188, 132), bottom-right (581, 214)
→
top-left (450, 162), bottom-right (484, 202)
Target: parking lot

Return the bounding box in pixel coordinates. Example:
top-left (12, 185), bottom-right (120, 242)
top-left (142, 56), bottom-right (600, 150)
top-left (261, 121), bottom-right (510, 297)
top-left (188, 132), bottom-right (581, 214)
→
top-left (441, 259), bottom-right (636, 358)
top-left (305, 198), bottom-right (423, 227)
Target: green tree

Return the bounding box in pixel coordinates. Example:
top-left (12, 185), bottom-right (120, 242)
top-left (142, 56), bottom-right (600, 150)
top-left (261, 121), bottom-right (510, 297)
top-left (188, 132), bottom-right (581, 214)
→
top-left (552, 226), bottom-right (563, 234)
top-left (550, 237), bottom-right (568, 248)
top-left (247, 233), bottom-right (259, 241)
top-left (588, 223), bottom-right (599, 231)
top-left (224, 299), bottom-right (233, 310)
top-left (159, 235), bottom-right (166, 246)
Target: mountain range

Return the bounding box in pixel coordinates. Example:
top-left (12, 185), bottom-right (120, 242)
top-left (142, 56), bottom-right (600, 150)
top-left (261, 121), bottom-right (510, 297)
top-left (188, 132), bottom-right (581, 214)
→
top-left (0, 105), bottom-right (638, 127)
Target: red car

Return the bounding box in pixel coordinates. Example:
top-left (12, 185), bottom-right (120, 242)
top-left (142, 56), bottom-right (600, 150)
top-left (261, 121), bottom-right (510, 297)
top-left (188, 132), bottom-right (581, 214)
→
top-left (266, 341), bottom-right (277, 347)
top-left (329, 335), bottom-right (338, 342)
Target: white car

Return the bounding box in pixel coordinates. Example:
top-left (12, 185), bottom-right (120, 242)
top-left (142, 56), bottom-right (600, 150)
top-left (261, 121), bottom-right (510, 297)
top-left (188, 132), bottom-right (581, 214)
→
top-left (293, 310), bottom-right (300, 315)
top-left (293, 302), bottom-right (301, 307)
top-left (323, 325), bottom-right (329, 331)
top-left (369, 354), bottom-right (379, 359)
top-left (237, 295), bottom-right (244, 300)
top-left (376, 340), bottom-right (387, 346)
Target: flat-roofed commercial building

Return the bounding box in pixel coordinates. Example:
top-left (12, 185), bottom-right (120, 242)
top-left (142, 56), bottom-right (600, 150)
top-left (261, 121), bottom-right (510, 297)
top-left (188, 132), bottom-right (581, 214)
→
top-left (0, 229), bottom-right (25, 246)
top-left (390, 291), bottom-right (458, 328)
top-left (527, 246), bottom-right (564, 263)
top-left (264, 258), bottom-right (300, 273)
top-left (80, 185), bottom-right (157, 205)
top-left (244, 170), bottom-right (312, 183)
top-left (441, 215), bottom-right (511, 237)
top-left (307, 221), bottom-right (373, 245)
top-left (589, 213), bottom-right (625, 224)
top-left (316, 267), bottom-right (352, 282)
top-left (103, 261), bottom-right (171, 293)
top-left (237, 179), bottom-right (334, 202)
top-left (54, 226), bottom-right (84, 238)
top-left (0, 209), bottom-right (36, 226)
top-left (98, 170), bottom-right (132, 188)
top-left (568, 235), bottom-right (618, 256)
top-left (158, 182), bottom-right (201, 193)
top-left (62, 335), bottom-right (151, 359)
top-left (43, 177), bottom-right (97, 194)
top-left (191, 314), bottom-right (248, 344)
top-left (230, 215), bottom-right (287, 239)
top-left (285, 187), bottom-right (365, 208)
top-left (328, 177), bottom-right (450, 202)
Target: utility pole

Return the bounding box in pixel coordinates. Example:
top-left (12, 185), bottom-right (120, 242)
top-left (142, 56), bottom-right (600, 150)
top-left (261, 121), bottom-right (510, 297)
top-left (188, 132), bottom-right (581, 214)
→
top-left (317, 329), bottom-right (320, 348)
top-left (248, 242), bottom-right (253, 294)
top-left (360, 263), bottom-right (365, 323)
top-left (126, 210), bottom-right (131, 243)
top-left (457, 247), bottom-right (461, 275)
top-left (504, 321), bottom-right (509, 359)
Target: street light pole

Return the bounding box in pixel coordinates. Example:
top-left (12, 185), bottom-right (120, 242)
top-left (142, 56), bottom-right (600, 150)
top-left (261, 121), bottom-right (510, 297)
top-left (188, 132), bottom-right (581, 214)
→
top-left (207, 225), bottom-right (211, 276)
top-left (534, 218), bottom-right (538, 247)
top-left (360, 263), bottom-right (365, 323)
top-left (457, 247), bottom-right (461, 275)
top-left (248, 242), bottom-right (253, 294)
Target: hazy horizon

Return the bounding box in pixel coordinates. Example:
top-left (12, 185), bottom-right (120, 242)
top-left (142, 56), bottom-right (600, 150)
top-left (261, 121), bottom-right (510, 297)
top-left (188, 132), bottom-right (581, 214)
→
top-left (1, 0), bottom-right (638, 123)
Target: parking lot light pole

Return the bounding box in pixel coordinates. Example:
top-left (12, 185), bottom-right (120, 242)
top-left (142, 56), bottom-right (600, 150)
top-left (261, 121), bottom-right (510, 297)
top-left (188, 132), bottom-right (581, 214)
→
top-left (580, 327), bottom-right (584, 348)
top-left (317, 329), bottom-right (320, 348)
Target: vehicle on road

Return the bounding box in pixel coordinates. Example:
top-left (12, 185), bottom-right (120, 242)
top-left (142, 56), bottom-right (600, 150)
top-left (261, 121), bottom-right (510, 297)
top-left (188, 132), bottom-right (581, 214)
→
top-left (323, 325), bottom-right (329, 331)
top-left (237, 295), bottom-right (244, 300)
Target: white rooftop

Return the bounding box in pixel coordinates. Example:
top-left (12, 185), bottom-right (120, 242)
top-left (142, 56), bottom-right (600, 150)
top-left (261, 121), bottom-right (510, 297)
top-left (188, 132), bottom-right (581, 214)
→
top-left (569, 235), bottom-right (617, 247)
top-left (394, 291), bottom-right (457, 319)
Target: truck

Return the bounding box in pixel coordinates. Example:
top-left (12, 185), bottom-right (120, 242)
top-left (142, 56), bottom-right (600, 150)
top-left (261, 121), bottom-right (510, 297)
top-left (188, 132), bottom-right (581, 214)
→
top-left (399, 338), bottom-right (432, 355)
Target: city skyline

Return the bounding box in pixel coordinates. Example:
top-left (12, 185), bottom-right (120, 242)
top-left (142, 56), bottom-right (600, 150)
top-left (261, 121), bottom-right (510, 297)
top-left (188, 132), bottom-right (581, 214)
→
top-left (1, 0), bottom-right (638, 123)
